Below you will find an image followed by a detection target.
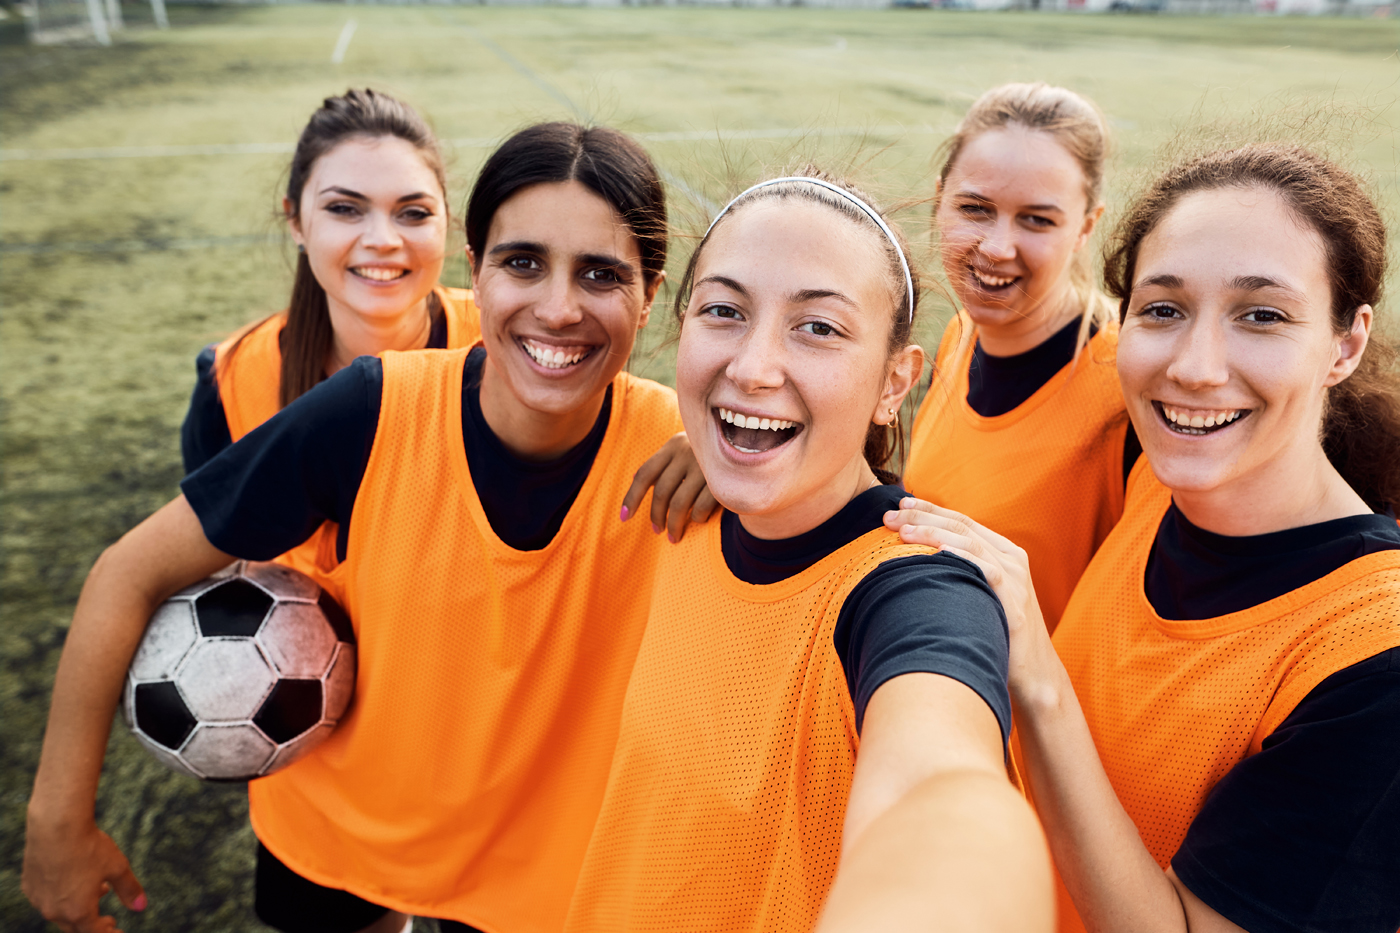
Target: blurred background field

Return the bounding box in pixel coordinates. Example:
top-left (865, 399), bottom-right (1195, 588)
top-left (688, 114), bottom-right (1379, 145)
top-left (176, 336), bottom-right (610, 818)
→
top-left (2, 6), bottom-right (1398, 930)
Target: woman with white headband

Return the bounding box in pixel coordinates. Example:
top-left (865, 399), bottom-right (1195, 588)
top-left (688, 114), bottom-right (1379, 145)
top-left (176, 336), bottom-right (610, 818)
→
top-left (561, 170), bottom-right (1053, 933)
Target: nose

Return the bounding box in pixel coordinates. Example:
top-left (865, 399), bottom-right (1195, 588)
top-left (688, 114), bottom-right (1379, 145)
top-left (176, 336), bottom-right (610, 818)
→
top-left (977, 217), bottom-right (1017, 264)
top-left (361, 209), bottom-right (403, 251)
top-left (724, 316), bottom-right (786, 395)
top-left (533, 273), bottom-right (585, 331)
top-left (1165, 313), bottom-right (1230, 390)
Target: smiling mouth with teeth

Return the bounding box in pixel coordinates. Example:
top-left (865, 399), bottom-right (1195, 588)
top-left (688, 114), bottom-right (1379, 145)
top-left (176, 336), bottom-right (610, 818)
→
top-left (1156, 401), bottom-right (1250, 435)
top-left (970, 266), bottom-right (1019, 290)
top-left (716, 406), bottom-right (803, 454)
top-left (352, 267), bottom-right (409, 282)
top-left (521, 338), bottom-right (594, 371)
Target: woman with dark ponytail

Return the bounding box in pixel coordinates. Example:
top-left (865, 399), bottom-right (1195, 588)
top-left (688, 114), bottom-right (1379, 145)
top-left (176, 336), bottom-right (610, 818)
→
top-left (26, 122), bottom-right (712, 933)
top-left (892, 143), bottom-right (1400, 932)
top-left (180, 88), bottom-right (481, 577)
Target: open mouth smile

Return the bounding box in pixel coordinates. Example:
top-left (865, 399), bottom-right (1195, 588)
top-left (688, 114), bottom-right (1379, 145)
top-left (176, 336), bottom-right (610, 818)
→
top-left (969, 265), bottom-right (1020, 293)
top-left (351, 266), bottom-right (410, 283)
top-left (520, 338), bottom-right (596, 371)
top-left (715, 406), bottom-right (803, 454)
top-left (1155, 401), bottom-right (1250, 436)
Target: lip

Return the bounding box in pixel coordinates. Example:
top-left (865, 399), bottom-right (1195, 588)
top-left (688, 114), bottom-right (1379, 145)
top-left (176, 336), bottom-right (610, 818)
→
top-left (1152, 400), bottom-right (1252, 437)
top-left (711, 405), bottom-right (804, 463)
top-left (516, 336), bottom-right (600, 375)
top-left (349, 265), bottom-right (412, 285)
top-left (966, 263), bottom-right (1021, 296)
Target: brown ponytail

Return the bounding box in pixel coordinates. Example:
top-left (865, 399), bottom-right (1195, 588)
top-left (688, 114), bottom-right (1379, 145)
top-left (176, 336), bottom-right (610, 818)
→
top-left (1104, 143), bottom-right (1400, 513)
top-left (224, 89), bottom-right (447, 409)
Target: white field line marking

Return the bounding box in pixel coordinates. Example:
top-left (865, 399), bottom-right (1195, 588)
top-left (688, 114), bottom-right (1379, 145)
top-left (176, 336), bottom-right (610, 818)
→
top-left (0, 126), bottom-right (942, 162)
top-left (330, 19), bottom-right (357, 65)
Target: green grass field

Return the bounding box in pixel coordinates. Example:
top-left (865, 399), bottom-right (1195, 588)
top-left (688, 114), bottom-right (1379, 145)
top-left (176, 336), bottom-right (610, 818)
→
top-left (2, 6), bottom-right (1397, 930)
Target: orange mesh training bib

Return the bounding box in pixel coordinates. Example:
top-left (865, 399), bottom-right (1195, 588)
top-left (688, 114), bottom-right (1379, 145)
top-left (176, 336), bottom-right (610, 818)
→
top-left (248, 348), bottom-right (683, 933)
top-left (565, 519), bottom-right (934, 933)
top-left (1048, 461), bottom-right (1400, 933)
top-left (905, 313), bottom-right (1129, 632)
top-left (213, 287), bottom-right (480, 577)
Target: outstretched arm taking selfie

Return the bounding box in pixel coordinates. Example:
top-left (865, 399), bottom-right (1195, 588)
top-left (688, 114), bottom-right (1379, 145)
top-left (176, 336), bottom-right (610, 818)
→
top-left (817, 672), bottom-right (1053, 933)
top-left (886, 499), bottom-right (1247, 933)
top-left (24, 496), bottom-right (232, 933)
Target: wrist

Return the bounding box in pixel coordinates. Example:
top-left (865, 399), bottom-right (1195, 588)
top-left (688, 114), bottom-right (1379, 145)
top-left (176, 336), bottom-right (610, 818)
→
top-left (26, 792), bottom-right (96, 835)
top-left (1009, 644), bottom-right (1073, 718)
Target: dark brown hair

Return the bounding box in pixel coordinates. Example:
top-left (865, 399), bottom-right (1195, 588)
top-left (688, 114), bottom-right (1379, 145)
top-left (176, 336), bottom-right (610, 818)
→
top-left (672, 168), bottom-right (920, 484)
top-left (465, 122), bottom-right (667, 287)
top-left (935, 82), bottom-right (1115, 350)
top-left (1104, 143), bottom-right (1400, 512)
top-left (271, 89), bottom-right (447, 408)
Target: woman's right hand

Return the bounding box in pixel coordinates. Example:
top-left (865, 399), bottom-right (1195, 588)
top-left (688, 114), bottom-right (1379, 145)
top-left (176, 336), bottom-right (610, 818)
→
top-left (23, 496), bottom-right (232, 932)
top-left (23, 812), bottom-right (145, 933)
top-left (882, 497), bottom-right (1060, 703)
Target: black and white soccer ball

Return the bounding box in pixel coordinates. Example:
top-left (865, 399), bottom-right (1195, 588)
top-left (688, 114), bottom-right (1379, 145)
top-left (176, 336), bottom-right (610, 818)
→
top-left (121, 560), bottom-right (356, 781)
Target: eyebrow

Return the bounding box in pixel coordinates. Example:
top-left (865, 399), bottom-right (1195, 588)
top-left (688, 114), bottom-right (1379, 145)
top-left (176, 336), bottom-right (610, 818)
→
top-left (791, 287), bottom-right (859, 309)
top-left (318, 186), bottom-right (437, 204)
top-left (489, 240), bottom-right (545, 256)
top-left (695, 274), bottom-right (750, 297)
top-left (489, 242), bottom-right (636, 272)
top-left (1229, 274), bottom-right (1303, 297)
top-left (1136, 273), bottom-right (1184, 290)
top-left (954, 190), bottom-right (1064, 213)
top-left (1136, 272), bottom-right (1304, 297)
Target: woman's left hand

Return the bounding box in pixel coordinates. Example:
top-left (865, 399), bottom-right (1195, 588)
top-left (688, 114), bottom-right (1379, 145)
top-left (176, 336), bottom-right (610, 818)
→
top-left (621, 432), bottom-right (719, 543)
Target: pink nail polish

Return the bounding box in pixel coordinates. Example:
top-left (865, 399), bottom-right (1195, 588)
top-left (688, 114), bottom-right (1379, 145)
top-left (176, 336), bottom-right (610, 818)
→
top-left (133, 894), bottom-right (147, 911)
top-left (620, 506), bottom-right (630, 521)
top-left (652, 523), bottom-right (662, 534)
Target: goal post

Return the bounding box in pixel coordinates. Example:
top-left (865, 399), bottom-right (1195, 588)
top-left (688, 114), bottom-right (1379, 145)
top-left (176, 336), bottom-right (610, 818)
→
top-left (26, 0), bottom-right (167, 43)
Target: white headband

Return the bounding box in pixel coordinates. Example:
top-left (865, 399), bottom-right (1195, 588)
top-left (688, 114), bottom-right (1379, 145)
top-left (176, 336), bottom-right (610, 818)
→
top-left (704, 176), bottom-right (915, 322)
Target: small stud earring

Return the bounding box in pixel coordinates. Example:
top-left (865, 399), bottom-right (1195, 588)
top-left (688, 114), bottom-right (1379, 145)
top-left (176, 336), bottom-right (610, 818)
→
top-left (297, 244), bottom-right (306, 255)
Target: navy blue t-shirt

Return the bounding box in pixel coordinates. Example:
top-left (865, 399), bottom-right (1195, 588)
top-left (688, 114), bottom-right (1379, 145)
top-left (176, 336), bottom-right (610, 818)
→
top-left (181, 347), bottom-right (607, 558)
top-left (721, 484), bottom-right (1011, 742)
top-left (1144, 506), bottom-right (1400, 933)
top-left (180, 306), bottom-right (451, 475)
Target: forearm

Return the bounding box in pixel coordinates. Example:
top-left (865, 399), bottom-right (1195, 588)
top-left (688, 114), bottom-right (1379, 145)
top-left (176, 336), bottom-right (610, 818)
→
top-left (29, 497), bottom-right (231, 826)
top-left (816, 770), bottom-right (1053, 933)
top-left (1013, 660), bottom-right (1190, 933)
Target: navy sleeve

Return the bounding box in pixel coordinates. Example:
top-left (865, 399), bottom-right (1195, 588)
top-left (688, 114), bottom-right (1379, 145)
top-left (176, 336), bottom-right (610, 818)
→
top-left (179, 356), bottom-right (383, 562)
top-left (180, 345), bottom-right (234, 475)
top-left (833, 553), bottom-right (1011, 743)
top-left (1173, 647), bottom-right (1400, 933)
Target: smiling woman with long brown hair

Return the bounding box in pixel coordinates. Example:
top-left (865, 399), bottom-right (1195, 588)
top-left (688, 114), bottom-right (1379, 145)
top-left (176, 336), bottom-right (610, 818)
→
top-left (892, 143), bottom-right (1400, 933)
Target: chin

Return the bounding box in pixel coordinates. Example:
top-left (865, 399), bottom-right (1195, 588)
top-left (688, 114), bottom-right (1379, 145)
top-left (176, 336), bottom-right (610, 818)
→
top-left (1144, 454), bottom-right (1237, 497)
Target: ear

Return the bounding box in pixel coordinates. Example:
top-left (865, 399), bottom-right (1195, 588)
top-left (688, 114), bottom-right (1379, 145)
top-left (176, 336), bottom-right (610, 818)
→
top-left (1325, 305), bottom-right (1372, 387)
top-left (1075, 202), bottom-right (1105, 252)
top-left (284, 196), bottom-right (305, 248)
top-left (876, 344), bottom-right (927, 425)
top-left (465, 246), bottom-right (477, 283)
top-left (639, 270), bottom-right (667, 332)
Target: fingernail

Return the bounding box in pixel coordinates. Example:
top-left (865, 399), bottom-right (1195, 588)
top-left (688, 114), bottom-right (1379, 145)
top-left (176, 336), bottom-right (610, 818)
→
top-left (668, 531), bottom-right (677, 543)
top-left (133, 894), bottom-right (147, 911)
top-left (620, 506), bottom-right (630, 521)
top-left (652, 523), bottom-right (662, 534)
